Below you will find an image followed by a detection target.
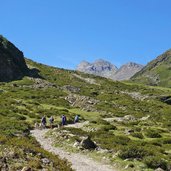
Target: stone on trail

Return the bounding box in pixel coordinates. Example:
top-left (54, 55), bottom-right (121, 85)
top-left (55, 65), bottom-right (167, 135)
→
top-left (21, 167), bottom-right (32, 171)
top-left (80, 136), bottom-right (97, 150)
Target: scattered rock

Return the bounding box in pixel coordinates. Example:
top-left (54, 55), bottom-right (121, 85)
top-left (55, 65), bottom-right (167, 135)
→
top-left (62, 85), bottom-right (80, 93)
top-left (21, 167), bottom-right (32, 171)
top-left (80, 136), bottom-right (97, 150)
top-left (27, 77), bottom-right (57, 89)
top-left (123, 115), bottom-right (136, 121)
top-left (0, 157), bottom-right (8, 171)
top-left (65, 94), bottom-right (99, 111)
top-left (120, 91), bottom-right (149, 100)
top-left (41, 158), bottom-right (50, 165)
top-left (73, 141), bottom-right (80, 148)
top-left (139, 115), bottom-right (150, 121)
top-left (155, 168), bottom-right (164, 171)
top-left (125, 129), bottom-right (134, 135)
top-left (124, 163), bottom-right (134, 169)
top-left (96, 147), bottom-right (110, 154)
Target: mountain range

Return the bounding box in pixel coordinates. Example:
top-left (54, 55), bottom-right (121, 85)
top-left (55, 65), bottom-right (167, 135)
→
top-left (76, 59), bottom-right (143, 81)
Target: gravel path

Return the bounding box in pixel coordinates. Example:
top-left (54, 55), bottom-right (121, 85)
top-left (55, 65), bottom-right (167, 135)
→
top-left (31, 128), bottom-right (116, 171)
top-left (64, 121), bottom-right (89, 128)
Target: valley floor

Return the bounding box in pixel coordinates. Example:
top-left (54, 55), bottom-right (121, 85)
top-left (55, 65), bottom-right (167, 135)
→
top-left (31, 125), bottom-right (116, 171)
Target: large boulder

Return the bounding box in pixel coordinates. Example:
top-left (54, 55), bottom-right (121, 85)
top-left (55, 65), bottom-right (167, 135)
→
top-left (80, 136), bottom-right (97, 150)
top-left (0, 35), bottom-right (29, 82)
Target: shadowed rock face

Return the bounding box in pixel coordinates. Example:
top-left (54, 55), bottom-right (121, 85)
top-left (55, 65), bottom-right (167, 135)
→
top-left (0, 35), bottom-right (29, 82)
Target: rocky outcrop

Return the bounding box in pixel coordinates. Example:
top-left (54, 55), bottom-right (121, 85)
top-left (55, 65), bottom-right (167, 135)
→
top-left (80, 136), bottom-right (97, 150)
top-left (65, 94), bottom-right (99, 111)
top-left (0, 35), bottom-right (29, 82)
top-left (76, 60), bottom-right (143, 81)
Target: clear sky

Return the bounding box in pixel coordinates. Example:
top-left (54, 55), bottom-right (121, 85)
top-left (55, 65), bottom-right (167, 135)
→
top-left (0, 0), bottom-right (171, 69)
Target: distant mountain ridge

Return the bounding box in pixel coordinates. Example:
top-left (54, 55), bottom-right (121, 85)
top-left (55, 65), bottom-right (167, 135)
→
top-left (77, 59), bottom-right (143, 80)
top-left (77, 59), bottom-right (118, 79)
top-left (113, 62), bottom-right (144, 80)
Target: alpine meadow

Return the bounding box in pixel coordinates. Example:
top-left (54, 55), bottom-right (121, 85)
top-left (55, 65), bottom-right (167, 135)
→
top-left (0, 35), bottom-right (171, 171)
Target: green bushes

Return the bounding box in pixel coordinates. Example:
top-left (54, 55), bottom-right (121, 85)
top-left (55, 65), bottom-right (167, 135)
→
top-left (63, 127), bottom-right (87, 137)
top-left (160, 138), bottom-right (171, 144)
top-left (100, 124), bottom-right (117, 131)
top-left (3, 136), bottom-right (73, 171)
top-left (131, 132), bottom-right (144, 139)
top-left (0, 119), bottom-right (30, 136)
top-left (143, 156), bottom-right (170, 170)
top-left (145, 129), bottom-right (162, 138)
top-left (92, 133), bottom-right (130, 150)
top-left (119, 145), bottom-right (149, 159)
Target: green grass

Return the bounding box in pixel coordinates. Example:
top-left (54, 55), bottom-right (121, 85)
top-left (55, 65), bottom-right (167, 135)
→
top-left (0, 59), bottom-right (171, 170)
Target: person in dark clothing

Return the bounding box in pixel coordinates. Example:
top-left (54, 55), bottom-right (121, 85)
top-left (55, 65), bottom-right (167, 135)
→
top-left (49, 116), bottom-right (54, 128)
top-left (61, 115), bottom-right (67, 126)
top-left (41, 116), bottom-right (46, 129)
top-left (74, 115), bottom-right (79, 123)
top-left (61, 115), bottom-right (65, 126)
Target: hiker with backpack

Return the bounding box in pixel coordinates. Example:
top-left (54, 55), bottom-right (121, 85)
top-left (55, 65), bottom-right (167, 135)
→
top-left (61, 115), bottom-right (67, 126)
top-left (41, 116), bottom-right (46, 129)
top-left (74, 115), bottom-right (79, 123)
top-left (49, 116), bottom-right (54, 128)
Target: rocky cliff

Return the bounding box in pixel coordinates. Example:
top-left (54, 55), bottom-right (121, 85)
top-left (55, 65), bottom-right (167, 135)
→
top-left (0, 35), bottom-right (29, 82)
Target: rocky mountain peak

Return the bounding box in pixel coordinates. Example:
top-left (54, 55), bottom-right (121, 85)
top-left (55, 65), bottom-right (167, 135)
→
top-left (112, 62), bottom-right (144, 80)
top-left (76, 59), bottom-right (118, 78)
top-left (124, 62), bottom-right (143, 68)
top-left (76, 59), bottom-right (143, 80)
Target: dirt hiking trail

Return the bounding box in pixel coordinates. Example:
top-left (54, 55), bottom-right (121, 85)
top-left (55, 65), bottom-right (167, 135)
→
top-left (31, 122), bottom-right (116, 171)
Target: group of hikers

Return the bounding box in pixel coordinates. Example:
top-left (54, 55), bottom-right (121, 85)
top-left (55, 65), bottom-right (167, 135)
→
top-left (36, 114), bottom-right (79, 129)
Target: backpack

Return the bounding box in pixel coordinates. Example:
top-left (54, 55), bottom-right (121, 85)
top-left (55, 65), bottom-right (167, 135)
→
top-left (49, 117), bottom-right (54, 123)
top-left (41, 117), bottom-right (46, 123)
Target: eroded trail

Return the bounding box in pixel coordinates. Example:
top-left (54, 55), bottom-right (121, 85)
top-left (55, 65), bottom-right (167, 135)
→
top-left (31, 127), bottom-right (116, 171)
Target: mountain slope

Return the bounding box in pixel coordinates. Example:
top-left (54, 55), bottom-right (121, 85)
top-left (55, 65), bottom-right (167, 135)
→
top-left (112, 62), bottom-right (143, 80)
top-left (0, 35), bottom-right (29, 82)
top-left (131, 49), bottom-right (171, 87)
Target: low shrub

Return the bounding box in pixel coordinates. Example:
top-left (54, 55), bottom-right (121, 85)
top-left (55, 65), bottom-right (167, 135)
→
top-left (144, 156), bottom-right (169, 170)
top-left (131, 132), bottom-right (144, 139)
top-left (145, 129), bottom-right (162, 138)
top-left (100, 124), bottom-right (117, 131)
top-left (119, 145), bottom-right (149, 159)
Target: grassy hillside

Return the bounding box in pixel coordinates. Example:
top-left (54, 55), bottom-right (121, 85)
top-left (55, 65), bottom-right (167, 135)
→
top-left (131, 49), bottom-right (171, 87)
top-left (0, 58), bottom-right (171, 170)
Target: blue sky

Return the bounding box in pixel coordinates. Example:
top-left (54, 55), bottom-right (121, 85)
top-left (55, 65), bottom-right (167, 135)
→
top-left (0, 0), bottom-right (171, 69)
